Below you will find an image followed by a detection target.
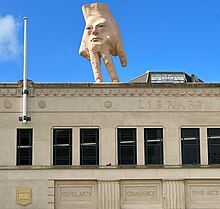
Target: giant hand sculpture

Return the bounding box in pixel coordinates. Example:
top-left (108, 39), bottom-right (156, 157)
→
top-left (79, 3), bottom-right (127, 83)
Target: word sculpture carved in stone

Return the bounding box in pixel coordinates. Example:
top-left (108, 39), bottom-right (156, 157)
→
top-left (79, 3), bottom-right (127, 83)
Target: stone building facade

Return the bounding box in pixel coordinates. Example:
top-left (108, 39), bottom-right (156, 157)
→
top-left (0, 78), bottom-right (220, 209)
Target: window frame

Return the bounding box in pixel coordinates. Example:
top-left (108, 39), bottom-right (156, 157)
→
top-left (207, 128), bottom-right (220, 164)
top-left (17, 128), bottom-right (33, 166)
top-left (181, 128), bottom-right (200, 165)
top-left (117, 128), bottom-right (137, 165)
top-left (144, 128), bottom-right (163, 165)
top-left (80, 128), bottom-right (99, 166)
top-left (53, 128), bottom-right (72, 166)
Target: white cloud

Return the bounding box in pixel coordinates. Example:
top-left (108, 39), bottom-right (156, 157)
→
top-left (0, 15), bottom-right (20, 61)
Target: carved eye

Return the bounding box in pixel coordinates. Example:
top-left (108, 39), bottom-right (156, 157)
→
top-left (98, 24), bottom-right (106, 28)
top-left (86, 26), bottom-right (92, 30)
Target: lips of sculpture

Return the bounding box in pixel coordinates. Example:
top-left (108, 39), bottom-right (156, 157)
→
top-left (90, 36), bottom-right (103, 43)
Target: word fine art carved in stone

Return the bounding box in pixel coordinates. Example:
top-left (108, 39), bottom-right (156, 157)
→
top-left (79, 3), bottom-right (127, 83)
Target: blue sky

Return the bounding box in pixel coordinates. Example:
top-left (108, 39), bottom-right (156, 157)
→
top-left (0, 0), bottom-right (219, 83)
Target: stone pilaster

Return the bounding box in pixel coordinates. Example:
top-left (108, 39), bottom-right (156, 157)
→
top-left (98, 181), bottom-right (120, 209)
top-left (200, 127), bottom-right (208, 165)
top-left (47, 179), bottom-right (55, 209)
top-left (163, 180), bottom-right (185, 209)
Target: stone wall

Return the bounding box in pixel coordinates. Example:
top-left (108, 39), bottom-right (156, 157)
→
top-left (0, 83), bottom-right (220, 208)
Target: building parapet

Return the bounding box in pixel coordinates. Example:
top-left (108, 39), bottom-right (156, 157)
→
top-left (0, 81), bottom-right (219, 97)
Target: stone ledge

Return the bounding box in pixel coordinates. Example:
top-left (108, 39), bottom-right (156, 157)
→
top-left (0, 165), bottom-right (220, 170)
top-left (0, 82), bottom-right (220, 88)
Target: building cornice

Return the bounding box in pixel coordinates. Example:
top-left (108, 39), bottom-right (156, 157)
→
top-left (0, 82), bottom-right (219, 97)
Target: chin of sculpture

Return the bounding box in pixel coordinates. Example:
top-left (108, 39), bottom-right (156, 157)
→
top-left (79, 3), bottom-right (127, 83)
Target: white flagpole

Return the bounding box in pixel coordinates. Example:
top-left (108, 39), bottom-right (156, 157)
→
top-left (22, 16), bottom-right (28, 123)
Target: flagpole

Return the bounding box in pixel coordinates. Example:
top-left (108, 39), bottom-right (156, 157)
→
top-left (19, 17), bottom-right (31, 123)
top-left (23, 17), bottom-right (28, 124)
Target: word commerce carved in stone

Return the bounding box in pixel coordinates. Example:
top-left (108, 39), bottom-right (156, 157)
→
top-left (122, 183), bottom-right (161, 204)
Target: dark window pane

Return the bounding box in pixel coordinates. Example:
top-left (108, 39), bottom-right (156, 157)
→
top-left (147, 142), bottom-right (162, 157)
top-left (181, 128), bottom-right (198, 138)
top-left (17, 129), bottom-right (32, 166)
top-left (181, 128), bottom-right (200, 165)
top-left (19, 148), bottom-right (31, 156)
top-left (55, 159), bottom-right (70, 165)
top-left (81, 156), bottom-right (97, 165)
top-left (208, 128), bottom-right (220, 138)
top-left (145, 129), bottom-right (163, 165)
top-left (80, 129), bottom-right (99, 165)
top-left (119, 129), bottom-right (135, 142)
top-left (120, 146), bottom-right (135, 157)
top-left (147, 157), bottom-right (161, 164)
top-left (118, 128), bottom-right (136, 165)
top-left (53, 129), bottom-right (72, 165)
top-left (81, 146), bottom-right (97, 157)
top-left (56, 147), bottom-right (70, 157)
top-left (54, 129), bottom-right (72, 145)
top-left (19, 159), bottom-right (31, 165)
top-left (18, 130), bottom-right (32, 146)
top-left (81, 129), bottom-right (98, 143)
top-left (120, 157), bottom-right (135, 165)
top-left (208, 128), bottom-right (220, 164)
top-left (209, 139), bottom-right (220, 145)
top-left (209, 145), bottom-right (220, 164)
top-left (181, 142), bottom-right (198, 164)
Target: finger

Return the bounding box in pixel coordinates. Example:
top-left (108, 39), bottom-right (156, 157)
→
top-left (90, 52), bottom-right (103, 82)
top-left (101, 53), bottom-right (119, 82)
top-left (101, 52), bottom-right (112, 67)
top-left (116, 39), bottom-right (127, 67)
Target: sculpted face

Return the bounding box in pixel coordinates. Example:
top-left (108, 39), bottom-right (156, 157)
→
top-left (85, 16), bottom-right (114, 45)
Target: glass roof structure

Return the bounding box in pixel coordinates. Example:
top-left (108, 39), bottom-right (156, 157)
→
top-left (130, 71), bottom-right (203, 83)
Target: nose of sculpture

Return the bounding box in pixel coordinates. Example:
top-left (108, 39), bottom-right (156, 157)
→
top-left (91, 26), bottom-right (98, 35)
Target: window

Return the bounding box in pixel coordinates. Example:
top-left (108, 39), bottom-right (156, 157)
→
top-left (17, 129), bottom-right (32, 165)
top-left (150, 72), bottom-right (186, 83)
top-left (145, 128), bottom-right (163, 164)
top-left (181, 128), bottom-right (200, 164)
top-left (118, 128), bottom-right (136, 165)
top-left (208, 128), bottom-right (220, 164)
top-left (53, 129), bottom-right (72, 165)
top-left (80, 129), bottom-right (99, 165)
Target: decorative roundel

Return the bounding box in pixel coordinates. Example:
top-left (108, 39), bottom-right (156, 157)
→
top-left (4, 101), bottom-right (12, 109)
top-left (104, 100), bottom-right (112, 108)
top-left (38, 100), bottom-right (46, 109)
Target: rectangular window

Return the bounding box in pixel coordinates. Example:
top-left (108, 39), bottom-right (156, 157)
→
top-left (145, 128), bottom-right (163, 164)
top-left (53, 129), bottom-right (72, 165)
top-left (208, 128), bottom-right (220, 164)
top-left (181, 128), bottom-right (200, 164)
top-left (80, 129), bottom-right (99, 165)
top-left (17, 129), bottom-right (32, 166)
top-left (118, 128), bottom-right (136, 165)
